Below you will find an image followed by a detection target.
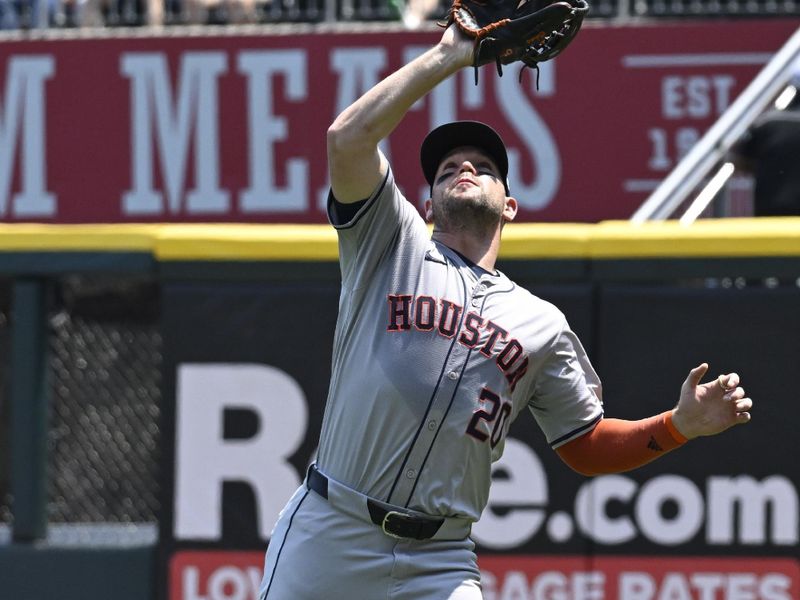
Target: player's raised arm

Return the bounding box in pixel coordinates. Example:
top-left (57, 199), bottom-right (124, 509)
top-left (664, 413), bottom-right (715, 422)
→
top-left (326, 26), bottom-right (473, 204)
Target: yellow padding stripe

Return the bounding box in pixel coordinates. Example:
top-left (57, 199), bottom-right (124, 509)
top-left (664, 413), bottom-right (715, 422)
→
top-left (0, 224), bottom-right (160, 251)
top-left (495, 223), bottom-right (593, 259)
top-left (0, 219), bottom-right (797, 260)
top-left (153, 224), bottom-right (340, 260)
top-left (590, 218), bottom-right (800, 258)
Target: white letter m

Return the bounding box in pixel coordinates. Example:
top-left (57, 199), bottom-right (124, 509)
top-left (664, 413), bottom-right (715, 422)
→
top-left (0, 55), bottom-right (55, 218)
top-left (121, 52), bottom-right (229, 216)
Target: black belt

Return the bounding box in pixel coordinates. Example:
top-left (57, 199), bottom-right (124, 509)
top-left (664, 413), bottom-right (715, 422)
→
top-left (307, 465), bottom-right (445, 540)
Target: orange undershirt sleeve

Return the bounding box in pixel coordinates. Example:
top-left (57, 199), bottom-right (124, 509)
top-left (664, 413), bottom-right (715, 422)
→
top-left (555, 411), bottom-right (689, 476)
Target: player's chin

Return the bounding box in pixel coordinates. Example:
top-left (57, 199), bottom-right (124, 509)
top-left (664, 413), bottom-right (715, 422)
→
top-left (452, 186), bottom-right (494, 204)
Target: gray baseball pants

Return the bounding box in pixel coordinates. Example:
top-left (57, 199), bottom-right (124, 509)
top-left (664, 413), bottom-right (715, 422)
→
top-left (258, 475), bottom-right (481, 599)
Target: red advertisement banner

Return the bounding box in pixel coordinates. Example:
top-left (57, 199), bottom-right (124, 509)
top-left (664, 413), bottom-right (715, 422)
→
top-left (169, 550), bottom-right (800, 600)
top-left (479, 555), bottom-right (800, 600)
top-left (170, 551), bottom-right (265, 600)
top-left (0, 20), bottom-right (797, 223)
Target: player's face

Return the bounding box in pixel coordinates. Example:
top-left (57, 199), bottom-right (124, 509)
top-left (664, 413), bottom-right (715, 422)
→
top-left (428, 147), bottom-right (509, 232)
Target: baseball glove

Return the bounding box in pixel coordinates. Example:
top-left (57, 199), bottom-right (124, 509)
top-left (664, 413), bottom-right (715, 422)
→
top-left (445, 0), bottom-right (589, 84)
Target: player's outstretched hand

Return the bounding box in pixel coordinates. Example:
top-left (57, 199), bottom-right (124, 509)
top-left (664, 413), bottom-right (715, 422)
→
top-left (671, 363), bottom-right (753, 440)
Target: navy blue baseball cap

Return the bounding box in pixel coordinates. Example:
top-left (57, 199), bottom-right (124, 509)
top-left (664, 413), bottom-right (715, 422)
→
top-left (420, 121), bottom-right (510, 195)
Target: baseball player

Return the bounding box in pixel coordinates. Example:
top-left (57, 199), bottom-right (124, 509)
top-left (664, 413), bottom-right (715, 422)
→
top-left (257, 25), bottom-right (753, 600)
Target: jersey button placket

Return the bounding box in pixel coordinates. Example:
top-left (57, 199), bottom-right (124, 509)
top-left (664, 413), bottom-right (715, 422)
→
top-left (390, 278), bottom-right (471, 505)
top-left (392, 348), bottom-right (465, 504)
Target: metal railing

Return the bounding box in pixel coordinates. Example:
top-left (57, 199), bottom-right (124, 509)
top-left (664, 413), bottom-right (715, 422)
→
top-left (630, 26), bottom-right (800, 224)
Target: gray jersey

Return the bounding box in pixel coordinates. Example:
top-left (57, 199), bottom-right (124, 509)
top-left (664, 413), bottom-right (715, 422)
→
top-left (316, 168), bottom-right (603, 522)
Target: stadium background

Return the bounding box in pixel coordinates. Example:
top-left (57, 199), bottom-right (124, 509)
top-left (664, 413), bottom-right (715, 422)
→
top-left (0, 7), bottom-right (799, 600)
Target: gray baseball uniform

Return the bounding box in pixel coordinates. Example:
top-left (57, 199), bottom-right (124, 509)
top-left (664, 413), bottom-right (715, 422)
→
top-left (258, 168), bottom-right (603, 600)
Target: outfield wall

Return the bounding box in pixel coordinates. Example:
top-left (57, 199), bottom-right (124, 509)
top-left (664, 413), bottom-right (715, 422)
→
top-left (0, 219), bottom-right (797, 599)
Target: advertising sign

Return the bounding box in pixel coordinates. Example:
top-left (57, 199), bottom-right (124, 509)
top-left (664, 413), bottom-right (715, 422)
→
top-left (169, 552), bottom-right (800, 600)
top-left (0, 20), bottom-right (797, 223)
top-left (160, 281), bottom-right (799, 600)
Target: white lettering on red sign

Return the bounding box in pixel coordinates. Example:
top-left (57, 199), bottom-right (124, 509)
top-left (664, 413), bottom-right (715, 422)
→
top-left (121, 52), bottom-right (230, 216)
top-left (238, 50), bottom-right (308, 213)
top-left (169, 552), bottom-right (799, 600)
top-left (661, 75), bottom-right (735, 120)
top-left (479, 558), bottom-right (797, 600)
top-left (113, 47), bottom-right (563, 218)
top-left (182, 564), bottom-right (262, 600)
top-left (0, 55), bottom-right (55, 217)
top-left (497, 62), bottom-right (560, 211)
top-left (639, 73), bottom-right (735, 180)
top-left (617, 571), bottom-right (793, 600)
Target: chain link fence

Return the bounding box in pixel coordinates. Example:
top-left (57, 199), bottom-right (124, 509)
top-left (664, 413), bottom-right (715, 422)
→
top-left (45, 276), bottom-right (162, 542)
top-left (0, 275), bottom-right (162, 544)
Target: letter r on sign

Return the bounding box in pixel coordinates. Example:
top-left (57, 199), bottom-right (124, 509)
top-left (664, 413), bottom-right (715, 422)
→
top-left (174, 363), bottom-right (308, 541)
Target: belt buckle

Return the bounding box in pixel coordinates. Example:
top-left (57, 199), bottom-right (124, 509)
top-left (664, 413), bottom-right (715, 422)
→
top-left (381, 510), bottom-right (407, 539)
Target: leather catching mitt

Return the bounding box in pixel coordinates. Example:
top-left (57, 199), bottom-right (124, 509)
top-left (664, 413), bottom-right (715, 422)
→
top-left (446, 0), bottom-right (589, 84)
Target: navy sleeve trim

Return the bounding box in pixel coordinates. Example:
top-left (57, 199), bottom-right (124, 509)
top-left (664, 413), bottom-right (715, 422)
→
top-left (327, 169), bottom-right (390, 230)
top-left (549, 412), bottom-right (604, 448)
top-left (329, 196), bottom-right (368, 225)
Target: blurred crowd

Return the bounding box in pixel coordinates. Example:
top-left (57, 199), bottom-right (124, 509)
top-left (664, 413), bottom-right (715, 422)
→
top-left (0, 0), bottom-right (446, 27)
top-left (0, 0), bottom-right (795, 28)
